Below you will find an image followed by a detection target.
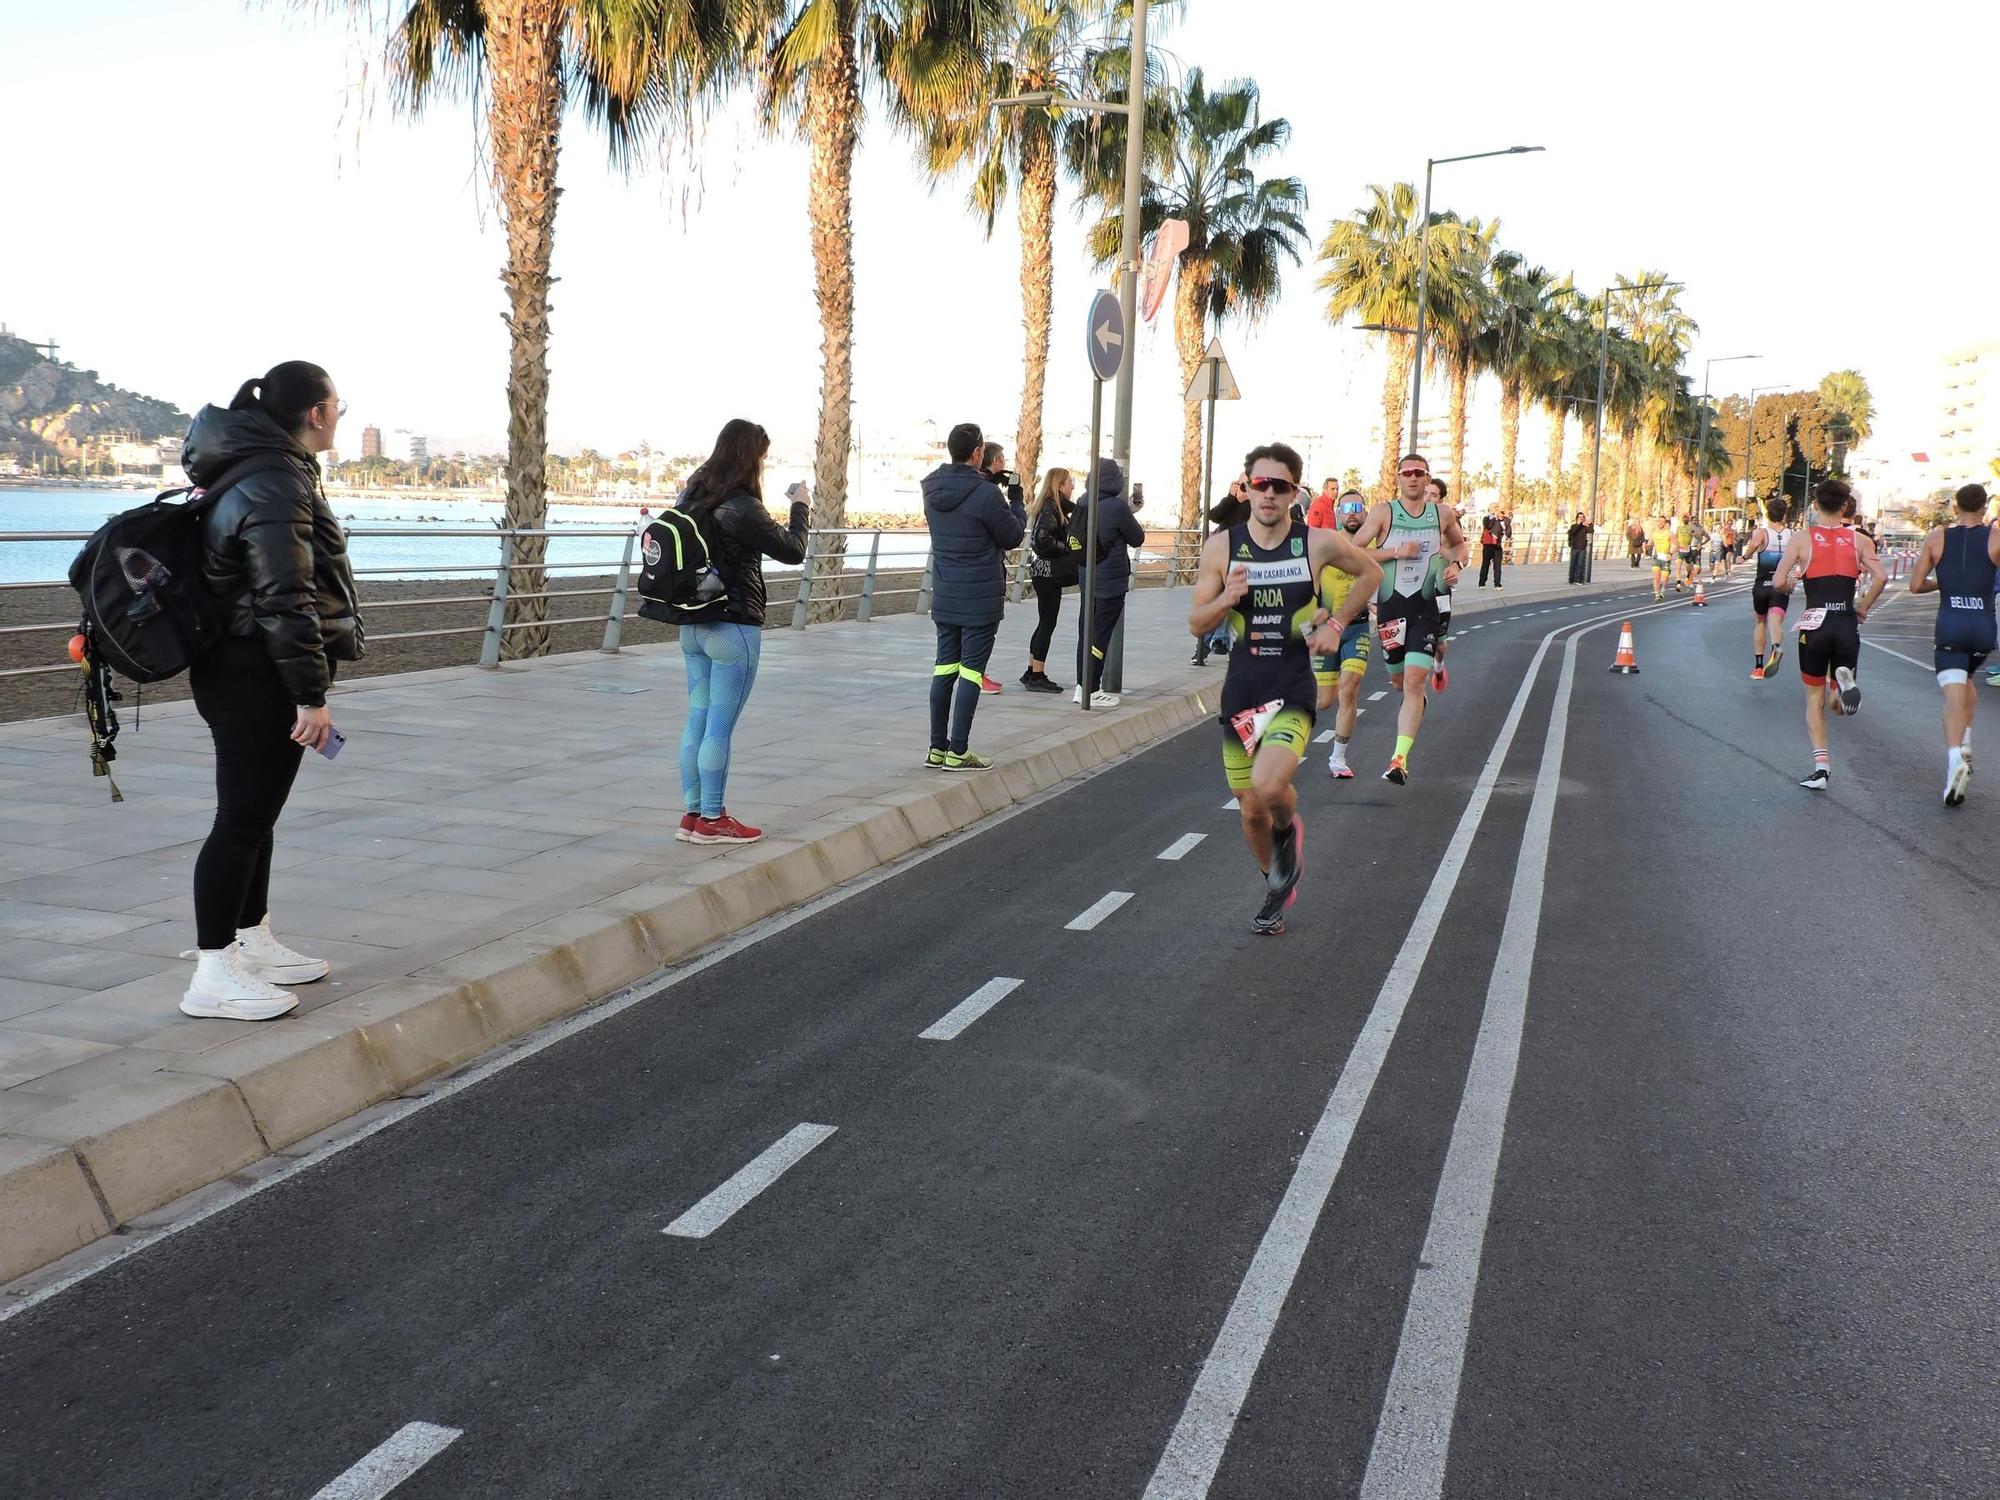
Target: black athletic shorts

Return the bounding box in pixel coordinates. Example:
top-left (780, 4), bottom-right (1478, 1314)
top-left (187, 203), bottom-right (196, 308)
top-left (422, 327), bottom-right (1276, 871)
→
top-left (1798, 608), bottom-right (1859, 686)
top-left (1751, 582), bottom-right (1792, 617)
top-left (1377, 593), bottom-right (1441, 671)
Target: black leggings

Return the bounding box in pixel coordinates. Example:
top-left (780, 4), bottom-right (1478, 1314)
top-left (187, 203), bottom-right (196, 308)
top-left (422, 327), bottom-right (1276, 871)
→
top-left (1028, 575), bottom-right (1065, 662)
top-left (191, 638), bottom-right (306, 950)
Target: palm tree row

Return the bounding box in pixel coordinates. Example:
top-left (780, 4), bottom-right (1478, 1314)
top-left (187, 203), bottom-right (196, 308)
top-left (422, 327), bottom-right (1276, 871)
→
top-left (1317, 187), bottom-right (1732, 533)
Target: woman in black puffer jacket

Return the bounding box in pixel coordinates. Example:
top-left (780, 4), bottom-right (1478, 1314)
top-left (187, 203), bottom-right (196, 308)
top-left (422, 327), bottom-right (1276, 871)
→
top-left (178, 360), bottom-right (362, 1023)
top-left (672, 418), bottom-right (808, 847)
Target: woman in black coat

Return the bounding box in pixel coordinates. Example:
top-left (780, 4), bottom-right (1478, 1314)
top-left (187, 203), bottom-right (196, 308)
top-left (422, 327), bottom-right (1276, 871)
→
top-left (672, 419), bottom-right (809, 847)
top-left (180, 360), bottom-right (363, 1021)
top-left (1020, 467), bottom-right (1077, 692)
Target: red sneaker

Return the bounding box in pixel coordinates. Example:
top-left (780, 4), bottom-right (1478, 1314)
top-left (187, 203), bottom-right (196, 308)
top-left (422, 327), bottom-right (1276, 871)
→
top-left (689, 812), bottom-right (762, 845)
top-left (980, 674), bottom-right (1003, 695)
top-left (1431, 663), bottom-right (1449, 694)
top-left (676, 812), bottom-right (701, 842)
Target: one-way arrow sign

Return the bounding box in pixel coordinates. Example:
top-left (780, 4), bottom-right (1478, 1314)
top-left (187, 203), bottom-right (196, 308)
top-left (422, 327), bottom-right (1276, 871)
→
top-left (1184, 337), bottom-right (1241, 405)
top-left (1086, 289), bottom-right (1125, 383)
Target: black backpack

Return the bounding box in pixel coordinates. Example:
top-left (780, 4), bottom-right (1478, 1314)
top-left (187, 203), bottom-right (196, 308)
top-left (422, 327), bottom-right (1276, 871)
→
top-left (67, 455), bottom-right (293, 684)
top-left (1068, 499), bottom-right (1113, 566)
top-left (635, 508), bottom-right (727, 619)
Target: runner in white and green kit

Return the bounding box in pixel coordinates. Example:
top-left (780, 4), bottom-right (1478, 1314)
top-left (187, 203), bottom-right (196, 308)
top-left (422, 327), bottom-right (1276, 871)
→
top-left (1348, 453), bottom-right (1468, 784)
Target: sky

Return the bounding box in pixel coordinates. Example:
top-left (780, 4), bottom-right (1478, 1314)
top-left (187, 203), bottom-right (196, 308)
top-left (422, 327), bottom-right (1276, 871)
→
top-left (5, 0), bottom-right (1993, 503)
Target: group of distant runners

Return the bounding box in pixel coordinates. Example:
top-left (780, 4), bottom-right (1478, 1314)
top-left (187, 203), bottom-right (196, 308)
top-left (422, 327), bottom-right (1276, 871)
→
top-left (1186, 442), bottom-right (1996, 934)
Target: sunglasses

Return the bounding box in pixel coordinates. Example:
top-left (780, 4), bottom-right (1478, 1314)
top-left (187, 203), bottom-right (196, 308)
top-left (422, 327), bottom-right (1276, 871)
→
top-left (1248, 476), bottom-right (1298, 497)
top-left (1399, 467), bottom-right (1429, 479)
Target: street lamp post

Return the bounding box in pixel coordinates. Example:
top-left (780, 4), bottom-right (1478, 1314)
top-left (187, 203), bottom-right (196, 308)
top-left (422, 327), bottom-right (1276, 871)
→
top-left (1407, 145), bottom-right (1544, 453)
top-left (1693, 353), bottom-right (1760, 516)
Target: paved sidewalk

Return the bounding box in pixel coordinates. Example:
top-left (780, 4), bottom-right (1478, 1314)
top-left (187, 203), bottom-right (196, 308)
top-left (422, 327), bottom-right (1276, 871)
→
top-left (0, 561), bottom-right (1629, 1285)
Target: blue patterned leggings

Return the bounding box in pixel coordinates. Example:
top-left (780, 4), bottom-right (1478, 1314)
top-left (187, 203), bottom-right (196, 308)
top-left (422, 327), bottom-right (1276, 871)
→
top-left (680, 622), bottom-right (762, 818)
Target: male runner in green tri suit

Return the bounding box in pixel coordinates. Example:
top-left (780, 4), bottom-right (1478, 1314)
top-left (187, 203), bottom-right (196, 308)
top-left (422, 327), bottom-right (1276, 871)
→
top-left (1348, 453), bottom-right (1468, 784)
top-left (1190, 441), bottom-right (1382, 934)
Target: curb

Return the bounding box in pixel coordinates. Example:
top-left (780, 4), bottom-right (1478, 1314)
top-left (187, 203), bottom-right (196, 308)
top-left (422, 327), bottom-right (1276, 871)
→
top-left (0, 684), bottom-right (1213, 1288)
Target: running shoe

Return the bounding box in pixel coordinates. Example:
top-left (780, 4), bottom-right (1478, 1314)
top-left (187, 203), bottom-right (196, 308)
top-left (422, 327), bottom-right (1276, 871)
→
top-left (676, 811), bottom-right (702, 841)
top-left (1431, 662), bottom-right (1449, 694)
top-left (1946, 750), bottom-right (1971, 807)
top-left (1750, 666), bottom-right (1764, 680)
top-left (924, 748), bottom-right (946, 769)
top-left (1765, 641), bottom-right (1784, 675)
top-left (1834, 666), bottom-right (1861, 716)
top-left (980, 675), bottom-right (1003, 695)
top-left (1798, 767), bottom-right (1830, 791)
top-left (1022, 672), bottom-right (1064, 694)
top-left (1383, 754), bottom-right (1409, 785)
top-left (1250, 878), bottom-right (1297, 937)
top-left (1267, 816), bottom-right (1304, 900)
top-left (943, 750), bottom-right (994, 772)
top-left (1328, 744), bottom-right (1353, 779)
top-left (689, 812), bottom-right (763, 844)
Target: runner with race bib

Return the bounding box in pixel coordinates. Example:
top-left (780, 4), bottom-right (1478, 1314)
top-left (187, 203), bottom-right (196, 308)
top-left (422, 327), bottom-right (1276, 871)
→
top-left (1189, 441), bottom-right (1381, 934)
top-left (1767, 479), bottom-right (1887, 791)
top-left (1349, 453), bottom-right (1469, 785)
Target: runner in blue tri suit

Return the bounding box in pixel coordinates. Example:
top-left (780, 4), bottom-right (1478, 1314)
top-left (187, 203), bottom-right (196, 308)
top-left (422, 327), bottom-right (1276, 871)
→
top-left (1910, 482), bottom-right (2000, 805)
top-left (1742, 497), bottom-right (1793, 679)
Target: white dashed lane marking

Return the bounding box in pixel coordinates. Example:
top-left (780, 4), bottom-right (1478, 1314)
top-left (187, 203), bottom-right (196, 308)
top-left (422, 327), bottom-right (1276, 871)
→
top-left (664, 1124), bottom-right (838, 1239)
top-left (1368, 690), bottom-right (1389, 701)
top-left (920, 978), bottom-right (1025, 1041)
top-left (1158, 833), bottom-right (1208, 861)
top-left (1066, 891), bottom-right (1135, 932)
top-left (310, 1422), bottom-right (462, 1500)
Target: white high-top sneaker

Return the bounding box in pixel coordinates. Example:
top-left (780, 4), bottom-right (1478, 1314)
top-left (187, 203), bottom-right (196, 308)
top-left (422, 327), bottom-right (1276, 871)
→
top-left (181, 946), bottom-right (298, 1021)
top-left (235, 918), bottom-right (332, 985)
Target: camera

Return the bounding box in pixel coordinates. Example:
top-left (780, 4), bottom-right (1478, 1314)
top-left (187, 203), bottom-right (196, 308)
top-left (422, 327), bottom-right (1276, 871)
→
top-left (989, 469), bottom-right (1021, 489)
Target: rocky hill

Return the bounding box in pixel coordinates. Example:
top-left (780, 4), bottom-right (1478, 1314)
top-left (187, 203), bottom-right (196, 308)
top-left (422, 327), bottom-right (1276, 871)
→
top-left (0, 333), bottom-right (190, 460)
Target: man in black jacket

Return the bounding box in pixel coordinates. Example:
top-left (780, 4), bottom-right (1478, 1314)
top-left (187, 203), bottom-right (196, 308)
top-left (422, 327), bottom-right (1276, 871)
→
top-left (922, 422), bottom-right (1026, 771)
top-left (1075, 456), bottom-right (1146, 706)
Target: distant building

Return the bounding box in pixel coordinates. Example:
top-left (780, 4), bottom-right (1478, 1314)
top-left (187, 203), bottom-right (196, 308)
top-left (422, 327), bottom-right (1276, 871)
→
top-left (1940, 342), bottom-right (2000, 483)
top-left (360, 425), bottom-right (383, 459)
top-left (386, 428), bottom-right (429, 464)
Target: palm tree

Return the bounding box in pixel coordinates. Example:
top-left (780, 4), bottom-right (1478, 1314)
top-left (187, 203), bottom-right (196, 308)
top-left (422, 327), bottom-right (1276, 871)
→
top-left (1077, 68), bottom-right (1308, 562)
top-left (320, 0), bottom-right (738, 657)
top-left (1818, 369), bottom-right (1874, 471)
top-left (916, 1), bottom-right (1110, 493)
top-left (1475, 253), bottom-right (1555, 517)
top-left (1533, 282), bottom-right (1595, 517)
top-left (748, 0), bottom-right (1000, 611)
top-left (1427, 217), bottom-right (1497, 494)
top-left (1318, 183), bottom-right (1479, 494)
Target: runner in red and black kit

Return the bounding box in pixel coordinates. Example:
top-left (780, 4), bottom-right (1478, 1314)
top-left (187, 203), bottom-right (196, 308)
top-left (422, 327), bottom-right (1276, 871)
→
top-left (1768, 479), bottom-right (1887, 790)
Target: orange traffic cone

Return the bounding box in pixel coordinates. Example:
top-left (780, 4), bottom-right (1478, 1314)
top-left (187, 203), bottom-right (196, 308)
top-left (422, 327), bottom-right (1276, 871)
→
top-left (1692, 579), bottom-right (1707, 607)
top-left (1609, 621), bottom-right (1640, 674)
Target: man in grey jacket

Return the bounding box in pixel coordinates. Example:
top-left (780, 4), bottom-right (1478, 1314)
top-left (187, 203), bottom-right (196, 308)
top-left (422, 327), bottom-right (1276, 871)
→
top-left (922, 422), bottom-right (1026, 771)
top-left (1074, 456), bottom-right (1146, 707)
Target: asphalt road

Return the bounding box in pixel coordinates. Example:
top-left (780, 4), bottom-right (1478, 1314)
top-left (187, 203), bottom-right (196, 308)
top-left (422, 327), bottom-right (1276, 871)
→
top-left (3, 572), bottom-right (1996, 1499)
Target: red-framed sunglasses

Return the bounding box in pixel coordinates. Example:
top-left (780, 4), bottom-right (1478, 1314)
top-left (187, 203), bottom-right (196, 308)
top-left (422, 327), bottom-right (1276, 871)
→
top-left (1248, 476), bottom-right (1298, 496)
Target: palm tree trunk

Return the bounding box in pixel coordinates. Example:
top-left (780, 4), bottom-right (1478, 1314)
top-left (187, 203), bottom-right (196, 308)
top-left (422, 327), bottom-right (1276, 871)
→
top-left (1498, 378), bottom-right (1522, 515)
top-left (1173, 261), bottom-right (1209, 581)
top-left (1545, 404), bottom-right (1567, 520)
top-left (1448, 361), bottom-right (1469, 492)
top-left (1013, 127), bottom-right (1056, 495)
top-left (1613, 438), bottom-right (1631, 536)
top-left (802, 1), bottom-right (860, 623)
top-left (1377, 335), bottom-right (1414, 496)
top-left (488, 0), bottom-right (563, 660)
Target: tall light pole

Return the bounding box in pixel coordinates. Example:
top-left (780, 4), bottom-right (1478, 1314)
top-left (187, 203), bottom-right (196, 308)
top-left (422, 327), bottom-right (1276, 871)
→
top-left (1693, 353), bottom-right (1759, 515)
top-left (1407, 145), bottom-right (1544, 453)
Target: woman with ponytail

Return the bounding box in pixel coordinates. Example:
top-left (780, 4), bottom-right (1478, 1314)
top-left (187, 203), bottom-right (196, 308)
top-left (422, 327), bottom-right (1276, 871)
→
top-left (177, 361), bottom-right (363, 1021)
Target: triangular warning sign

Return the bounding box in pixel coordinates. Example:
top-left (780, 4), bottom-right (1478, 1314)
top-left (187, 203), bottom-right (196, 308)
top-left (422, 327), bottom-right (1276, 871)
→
top-left (1184, 337), bottom-right (1241, 405)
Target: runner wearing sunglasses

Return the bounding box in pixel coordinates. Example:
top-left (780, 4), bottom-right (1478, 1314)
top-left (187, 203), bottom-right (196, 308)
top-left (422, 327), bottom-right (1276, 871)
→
top-left (1189, 442), bottom-right (1382, 934)
top-left (1348, 453), bottom-right (1468, 784)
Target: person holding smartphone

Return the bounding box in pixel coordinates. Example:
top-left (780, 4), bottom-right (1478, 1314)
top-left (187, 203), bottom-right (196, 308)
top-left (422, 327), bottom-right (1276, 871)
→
top-left (179, 361), bottom-right (363, 1021)
top-left (673, 419), bottom-right (809, 844)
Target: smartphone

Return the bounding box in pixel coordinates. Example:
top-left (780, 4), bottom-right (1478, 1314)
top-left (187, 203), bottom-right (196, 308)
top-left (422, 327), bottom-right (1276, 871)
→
top-left (318, 727), bottom-right (346, 761)
top-left (786, 481), bottom-right (806, 501)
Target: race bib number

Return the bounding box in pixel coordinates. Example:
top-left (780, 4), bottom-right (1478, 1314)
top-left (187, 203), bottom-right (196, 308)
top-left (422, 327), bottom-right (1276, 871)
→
top-left (1379, 616), bottom-right (1408, 650)
top-left (1230, 699), bottom-right (1285, 754)
top-left (1797, 607), bottom-right (1827, 633)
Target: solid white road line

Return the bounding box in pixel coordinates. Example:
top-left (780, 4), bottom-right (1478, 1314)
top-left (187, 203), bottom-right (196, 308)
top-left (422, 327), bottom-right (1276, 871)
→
top-left (920, 978), bottom-right (1025, 1041)
top-left (1358, 619), bottom-right (1590, 1500)
top-left (1862, 637), bottom-right (1934, 673)
top-left (1066, 891), bottom-right (1135, 931)
top-left (310, 1422), bottom-right (462, 1500)
top-left (1158, 833), bottom-right (1208, 861)
top-left (1142, 593), bottom-right (1692, 1500)
top-left (1368, 690), bottom-right (1389, 701)
top-left (664, 1123), bottom-right (837, 1239)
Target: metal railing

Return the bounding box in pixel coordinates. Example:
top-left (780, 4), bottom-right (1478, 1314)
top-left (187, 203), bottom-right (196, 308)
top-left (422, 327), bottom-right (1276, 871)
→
top-left (0, 522), bottom-right (1210, 681)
